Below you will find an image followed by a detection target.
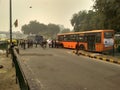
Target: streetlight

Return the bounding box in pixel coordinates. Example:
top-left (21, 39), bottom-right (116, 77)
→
top-left (9, 0), bottom-right (12, 46)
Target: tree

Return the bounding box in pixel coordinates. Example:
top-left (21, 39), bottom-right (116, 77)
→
top-left (71, 0), bottom-right (120, 32)
top-left (61, 28), bottom-right (70, 33)
top-left (71, 10), bottom-right (105, 32)
top-left (47, 23), bottom-right (60, 38)
top-left (28, 20), bottom-right (45, 34)
top-left (93, 0), bottom-right (120, 32)
top-left (21, 20), bottom-right (60, 39)
top-left (21, 20), bottom-right (43, 34)
top-left (71, 10), bottom-right (88, 32)
top-left (21, 24), bottom-right (30, 34)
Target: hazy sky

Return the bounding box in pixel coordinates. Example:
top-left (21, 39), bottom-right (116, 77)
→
top-left (0, 0), bottom-right (94, 32)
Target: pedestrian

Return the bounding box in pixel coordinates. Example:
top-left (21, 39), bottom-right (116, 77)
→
top-left (27, 40), bottom-right (30, 48)
top-left (35, 41), bottom-right (37, 48)
top-left (51, 40), bottom-right (54, 48)
top-left (47, 39), bottom-right (52, 48)
top-left (11, 42), bottom-right (15, 49)
top-left (9, 42), bottom-right (15, 54)
top-left (23, 40), bottom-right (26, 50)
top-left (41, 39), bottom-right (47, 48)
top-left (54, 39), bottom-right (57, 48)
top-left (76, 40), bottom-right (79, 55)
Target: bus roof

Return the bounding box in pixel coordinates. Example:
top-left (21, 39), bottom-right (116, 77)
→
top-left (58, 30), bottom-right (114, 35)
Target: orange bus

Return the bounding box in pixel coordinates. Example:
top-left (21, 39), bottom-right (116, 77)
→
top-left (57, 30), bottom-right (114, 52)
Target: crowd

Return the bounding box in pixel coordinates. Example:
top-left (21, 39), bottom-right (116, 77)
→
top-left (17, 39), bottom-right (62, 50)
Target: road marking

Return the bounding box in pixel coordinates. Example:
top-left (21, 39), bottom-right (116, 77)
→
top-left (118, 61), bottom-right (120, 64)
top-left (71, 50), bottom-right (120, 65)
top-left (67, 51), bottom-right (76, 55)
top-left (109, 59), bottom-right (114, 62)
top-left (102, 58), bottom-right (107, 61)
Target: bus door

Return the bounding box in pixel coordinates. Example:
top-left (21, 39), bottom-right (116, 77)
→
top-left (87, 35), bottom-right (96, 51)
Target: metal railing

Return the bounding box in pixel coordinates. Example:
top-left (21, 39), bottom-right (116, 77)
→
top-left (11, 47), bottom-right (41, 90)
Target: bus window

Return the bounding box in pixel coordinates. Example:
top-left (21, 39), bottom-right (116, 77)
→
top-left (58, 35), bottom-right (64, 41)
top-left (78, 36), bottom-right (85, 42)
top-left (70, 34), bottom-right (78, 41)
top-left (64, 35), bottom-right (70, 41)
top-left (84, 36), bottom-right (87, 42)
top-left (96, 32), bottom-right (101, 43)
top-left (104, 32), bottom-right (114, 38)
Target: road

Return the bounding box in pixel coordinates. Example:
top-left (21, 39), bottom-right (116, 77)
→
top-left (20, 47), bottom-right (120, 90)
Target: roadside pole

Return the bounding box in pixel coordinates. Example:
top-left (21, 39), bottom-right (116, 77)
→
top-left (9, 0), bottom-right (12, 47)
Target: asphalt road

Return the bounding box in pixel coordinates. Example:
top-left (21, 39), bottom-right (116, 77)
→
top-left (20, 47), bottom-right (120, 90)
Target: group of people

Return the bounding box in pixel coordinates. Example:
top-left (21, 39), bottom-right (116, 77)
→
top-left (47, 39), bottom-right (60, 48)
top-left (18, 38), bottom-right (61, 49)
top-left (19, 39), bottom-right (34, 49)
top-left (9, 38), bottom-right (80, 56)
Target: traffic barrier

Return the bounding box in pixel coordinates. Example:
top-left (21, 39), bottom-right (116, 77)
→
top-left (73, 50), bottom-right (120, 65)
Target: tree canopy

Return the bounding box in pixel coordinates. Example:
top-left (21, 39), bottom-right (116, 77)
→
top-left (93, 0), bottom-right (120, 32)
top-left (71, 10), bottom-right (105, 32)
top-left (71, 0), bottom-right (120, 32)
top-left (60, 28), bottom-right (70, 33)
top-left (21, 20), bottom-right (61, 39)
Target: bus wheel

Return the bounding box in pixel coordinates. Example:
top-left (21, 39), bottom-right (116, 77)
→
top-left (79, 45), bottom-right (85, 50)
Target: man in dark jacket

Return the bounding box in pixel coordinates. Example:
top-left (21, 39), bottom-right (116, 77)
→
top-left (76, 40), bottom-right (79, 55)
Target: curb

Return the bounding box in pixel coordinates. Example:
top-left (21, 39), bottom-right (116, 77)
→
top-left (73, 50), bottom-right (120, 65)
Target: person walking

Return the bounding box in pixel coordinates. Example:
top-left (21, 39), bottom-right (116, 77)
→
top-left (76, 40), bottom-right (79, 55)
top-left (51, 40), bottom-right (54, 48)
top-left (35, 40), bottom-right (38, 48)
top-left (47, 39), bottom-right (52, 48)
top-left (23, 40), bottom-right (26, 50)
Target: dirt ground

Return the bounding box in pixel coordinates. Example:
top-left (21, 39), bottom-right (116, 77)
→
top-left (0, 54), bottom-right (20, 90)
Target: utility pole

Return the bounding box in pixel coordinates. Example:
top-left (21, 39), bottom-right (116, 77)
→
top-left (9, 0), bottom-right (12, 46)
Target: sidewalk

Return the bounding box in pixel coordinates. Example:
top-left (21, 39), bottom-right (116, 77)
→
top-left (73, 50), bottom-right (120, 65)
top-left (0, 53), bottom-right (20, 90)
